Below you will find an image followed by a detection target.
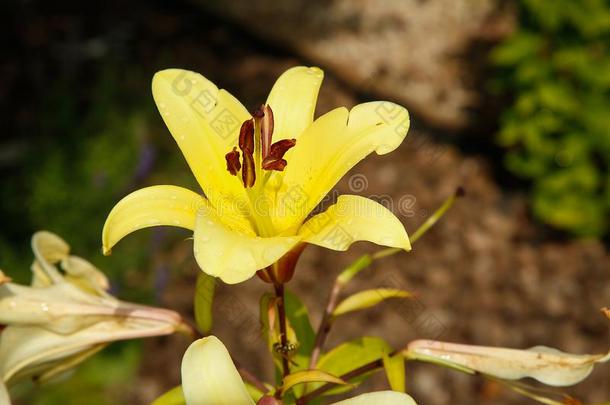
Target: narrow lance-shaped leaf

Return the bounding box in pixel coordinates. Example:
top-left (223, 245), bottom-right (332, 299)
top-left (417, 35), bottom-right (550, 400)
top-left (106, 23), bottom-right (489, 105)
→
top-left (308, 337), bottom-right (392, 396)
top-left (382, 352), bottom-right (406, 393)
top-left (244, 382), bottom-right (265, 402)
top-left (285, 290), bottom-right (315, 366)
top-left (333, 289), bottom-right (411, 317)
top-left (281, 370), bottom-right (347, 394)
top-left (194, 272), bottom-right (215, 334)
top-left (150, 385), bottom-right (185, 405)
top-left (488, 377), bottom-right (581, 405)
top-left (284, 290), bottom-right (316, 396)
top-left (336, 255), bottom-right (373, 286)
top-left (259, 293), bottom-right (277, 351)
top-left (404, 340), bottom-right (610, 387)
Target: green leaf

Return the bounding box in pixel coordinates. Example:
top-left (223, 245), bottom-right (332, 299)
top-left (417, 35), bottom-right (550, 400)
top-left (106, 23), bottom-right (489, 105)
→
top-left (490, 32), bottom-right (543, 66)
top-left (150, 385), bottom-right (185, 405)
top-left (308, 337), bottom-right (392, 396)
top-left (259, 292), bottom-right (278, 351)
top-left (336, 254), bottom-right (373, 286)
top-left (282, 370), bottom-right (347, 394)
top-left (383, 352), bottom-right (406, 393)
top-left (283, 290), bottom-right (316, 397)
top-left (333, 289), bottom-right (411, 317)
top-left (194, 272), bottom-right (215, 334)
top-left (285, 290), bottom-right (315, 366)
top-left (244, 382), bottom-right (265, 402)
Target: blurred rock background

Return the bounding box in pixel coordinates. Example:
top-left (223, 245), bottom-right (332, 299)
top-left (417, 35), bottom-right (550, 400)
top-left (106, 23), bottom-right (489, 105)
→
top-left (1, 1), bottom-right (609, 404)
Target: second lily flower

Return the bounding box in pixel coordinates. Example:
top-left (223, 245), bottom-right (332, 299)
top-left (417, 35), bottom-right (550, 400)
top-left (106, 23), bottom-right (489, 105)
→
top-left (103, 66), bottom-right (411, 283)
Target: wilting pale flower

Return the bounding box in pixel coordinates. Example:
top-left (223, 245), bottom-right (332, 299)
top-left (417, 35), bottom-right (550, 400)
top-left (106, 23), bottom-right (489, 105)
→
top-left (0, 231), bottom-right (185, 389)
top-left (180, 335), bottom-right (417, 405)
top-left (0, 381), bottom-right (8, 405)
top-left (103, 66), bottom-right (411, 284)
top-left (405, 340), bottom-right (610, 387)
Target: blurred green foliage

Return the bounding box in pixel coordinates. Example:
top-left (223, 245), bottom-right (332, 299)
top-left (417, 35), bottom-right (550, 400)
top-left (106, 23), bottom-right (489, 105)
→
top-left (1, 65), bottom-right (145, 284)
top-left (11, 342), bottom-right (141, 405)
top-left (0, 62), bottom-right (190, 403)
top-left (492, 0), bottom-right (610, 237)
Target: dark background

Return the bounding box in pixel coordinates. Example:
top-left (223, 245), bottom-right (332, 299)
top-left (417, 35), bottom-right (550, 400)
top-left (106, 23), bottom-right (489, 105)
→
top-left (1, 1), bottom-right (609, 404)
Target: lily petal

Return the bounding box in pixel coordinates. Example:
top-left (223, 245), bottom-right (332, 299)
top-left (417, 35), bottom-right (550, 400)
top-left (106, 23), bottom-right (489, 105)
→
top-left (406, 340), bottom-right (610, 387)
top-left (152, 69), bottom-right (252, 227)
top-left (102, 185), bottom-right (206, 255)
top-left (31, 231), bottom-right (69, 285)
top-left (299, 195), bottom-right (410, 251)
top-left (61, 256), bottom-right (110, 295)
top-left (0, 380), bottom-right (10, 405)
top-left (181, 336), bottom-right (254, 405)
top-left (193, 206), bottom-right (301, 284)
top-left (265, 66), bottom-right (324, 142)
top-left (274, 102), bottom-right (410, 232)
top-left (330, 391), bottom-right (417, 405)
top-left (1, 317), bottom-right (178, 384)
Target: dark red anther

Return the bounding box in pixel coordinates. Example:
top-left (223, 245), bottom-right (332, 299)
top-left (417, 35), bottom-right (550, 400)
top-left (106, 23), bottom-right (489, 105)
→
top-left (242, 152), bottom-right (256, 188)
top-left (262, 139), bottom-right (296, 171)
top-left (238, 119), bottom-right (255, 154)
top-left (263, 159), bottom-right (288, 171)
top-left (261, 105), bottom-right (274, 159)
top-left (225, 147), bottom-right (241, 176)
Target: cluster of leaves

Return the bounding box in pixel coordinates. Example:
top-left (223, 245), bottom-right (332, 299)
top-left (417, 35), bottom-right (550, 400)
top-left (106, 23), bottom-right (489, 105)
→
top-left (491, 0), bottom-right (610, 237)
top-left (192, 260), bottom-right (411, 405)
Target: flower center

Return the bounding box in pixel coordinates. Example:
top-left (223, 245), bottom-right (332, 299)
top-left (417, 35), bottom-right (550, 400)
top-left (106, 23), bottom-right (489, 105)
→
top-left (224, 105), bottom-right (296, 189)
top-left (225, 105), bottom-right (296, 236)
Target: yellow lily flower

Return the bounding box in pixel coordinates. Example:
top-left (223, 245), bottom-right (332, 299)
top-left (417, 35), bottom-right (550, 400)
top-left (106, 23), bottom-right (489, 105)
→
top-left (103, 66), bottom-right (411, 284)
top-left (0, 231), bottom-right (185, 389)
top-left (180, 335), bottom-right (417, 405)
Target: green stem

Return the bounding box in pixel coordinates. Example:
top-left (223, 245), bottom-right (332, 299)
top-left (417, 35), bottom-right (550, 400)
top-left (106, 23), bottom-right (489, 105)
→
top-left (372, 186), bottom-right (464, 260)
top-left (274, 283), bottom-right (291, 382)
top-left (305, 188), bottom-right (464, 397)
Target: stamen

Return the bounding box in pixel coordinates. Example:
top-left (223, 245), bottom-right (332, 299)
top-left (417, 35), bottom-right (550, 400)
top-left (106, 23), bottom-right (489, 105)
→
top-left (252, 106), bottom-right (265, 119)
top-left (261, 105), bottom-right (274, 159)
top-left (262, 139), bottom-right (296, 171)
top-left (225, 147), bottom-right (241, 175)
top-left (239, 119), bottom-right (254, 154)
top-left (242, 151), bottom-right (256, 188)
top-left (226, 104), bottom-right (296, 185)
top-left (238, 118), bottom-right (256, 187)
